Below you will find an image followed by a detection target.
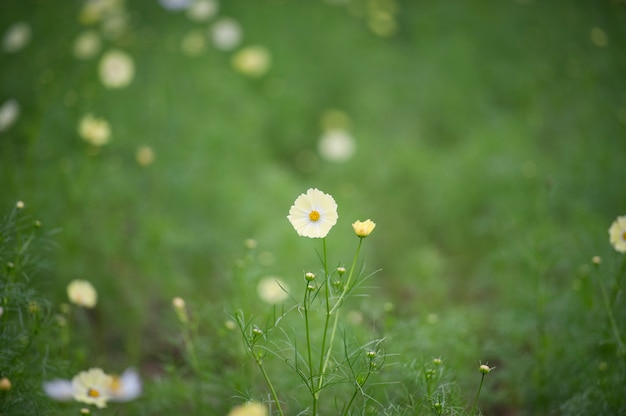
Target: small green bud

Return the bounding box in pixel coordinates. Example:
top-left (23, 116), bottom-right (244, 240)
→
top-left (336, 267), bottom-right (346, 276)
top-left (433, 357), bottom-right (442, 365)
top-left (366, 350), bottom-right (377, 359)
top-left (305, 272), bottom-right (316, 281)
top-left (479, 364), bottom-right (493, 374)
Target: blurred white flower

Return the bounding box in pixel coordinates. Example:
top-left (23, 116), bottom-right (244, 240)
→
top-left (210, 18), bottom-right (242, 51)
top-left (232, 45), bottom-right (270, 78)
top-left (2, 22), bottom-right (31, 53)
top-left (257, 277), bottom-right (289, 304)
top-left (0, 99), bottom-right (20, 132)
top-left (609, 215), bottom-right (626, 253)
top-left (287, 188), bottom-right (338, 238)
top-left (227, 402), bottom-right (268, 416)
top-left (73, 30), bottom-right (102, 60)
top-left (78, 114), bottom-right (111, 147)
top-left (99, 49), bottom-right (135, 89)
top-left (67, 279), bottom-right (98, 308)
top-left (160, 0), bottom-right (192, 10)
top-left (318, 129), bottom-right (356, 162)
top-left (43, 368), bottom-right (141, 408)
top-left (181, 30), bottom-right (206, 56)
top-left (187, 0), bottom-right (218, 21)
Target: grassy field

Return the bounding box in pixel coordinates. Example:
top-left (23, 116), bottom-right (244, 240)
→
top-left (1, 0), bottom-right (625, 415)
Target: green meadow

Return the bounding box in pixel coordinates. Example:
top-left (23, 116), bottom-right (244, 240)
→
top-left (1, 0), bottom-right (625, 414)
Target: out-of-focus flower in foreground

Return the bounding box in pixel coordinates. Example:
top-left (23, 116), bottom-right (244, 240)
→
top-left (227, 401), bottom-right (268, 416)
top-left (0, 99), bottom-right (20, 133)
top-left (99, 49), bottom-right (135, 89)
top-left (73, 30), bottom-right (102, 60)
top-left (352, 219), bottom-right (376, 238)
top-left (78, 114), bottom-right (111, 147)
top-left (257, 276), bottom-right (289, 304)
top-left (609, 215), bottom-right (626, 253)
top-left (67, 279), bottom-right (98, 308)
top-left (2, 22), bottom-right (31, 53)
top-left (210, 17), bottom-right (242, 51)
top-left (287, 188), bottom-right (338, 238)
top-left (232, 46), bottom-right (271, 77)
top-left (44, 368), bottom-right (141, 408)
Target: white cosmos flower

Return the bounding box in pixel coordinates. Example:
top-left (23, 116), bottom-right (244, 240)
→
top-left (43, 368), bottom-right (141, 408)
top-left (210, 18), bottom-right (242, 51)
top-left (73, 30), bottom-right (102, 60)
top-left (609, 215), bottom-right (626, 253)
top-left (318, 128), bottom-right (356, 162)
top-left (227, 402), bottom-right (268, 416)
top-left (0, 99), bottom-right (20, 132)
top-left (257, 277), bottom-right (289, 304)
top-left (287, 188), bottom-right (338, 238)
top-left (99, 49), bottom-right (135, 89)
top-left (3, 22), bottom-right (32, 53)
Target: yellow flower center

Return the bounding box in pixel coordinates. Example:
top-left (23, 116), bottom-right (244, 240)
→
top-left (622, 231), bottom-right (626, 241)
top-left (87, 388), bottom-right (100, 398)
top-left (309, 210), bottom-right (321, 222)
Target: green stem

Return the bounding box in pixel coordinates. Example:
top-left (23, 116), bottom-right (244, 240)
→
top-left (319, 238), bottom-right (363, 383)
top-left (470, 373), bottom-right (485, 416)
top-left (256, 355), bottom-right (284, 416)
top-left (596, 263), bottom-right (625, 354)
top-left (304, 284), bottom-right (315, 393)
top-left (314, 238), bottom-right (330, 414)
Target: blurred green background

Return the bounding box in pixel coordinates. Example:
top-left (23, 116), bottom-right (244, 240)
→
top-left (1, 0), bottom-right (625, 414)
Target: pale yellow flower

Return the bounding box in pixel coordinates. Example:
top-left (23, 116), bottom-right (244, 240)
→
top-left (352, 219), bottom-right (376, 238)
top-left (67, 280), bottom-right (98, 308)
top-left (2, 22), bottom-right (31, 53)
top-left (72, 368), bottom-right (113, 408)
top-left (99, 49), bottom-right (135, 89)
top-left (78, 114), bottom-right (111, 147)
top-left (73, 30), bottom-right (102, 60)
top-left (609, 215), bottom-right (626, 253)
top-left (257, 277), bottom-right (289, 304)
top-left (186, 0), bottom-right (218, 21)
top-left (227, 401), bottom-right (268, 416)
top-left (232, 46), bottom-right (270, 78)
top-left (135, 145), bottom-right (155, 166)
top-left (287, 188), bottom-right (338, 238)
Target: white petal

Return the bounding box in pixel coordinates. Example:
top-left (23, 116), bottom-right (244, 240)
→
top-left (43, 379), bottom-right (74, 401)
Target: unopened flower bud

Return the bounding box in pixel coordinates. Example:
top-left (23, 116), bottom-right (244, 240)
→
top-left (336, 266), bottom-right (346, 276)
top-left (305, 272), bottom-right (316, 281)
top-left (16, 201), bottom-right (24, 209)
top-left (306, 283), bottom-right (316, 292)
top-left (0, 377), bottom-right (11, 391)
top-left (366, 350), bottom-right (376, 359)
top-left (592, 256), bottom-right (601, 265)
top-left (433, 357), bottom-right (442, 365)
top-left (352, 219), bottom-right (376, 238)
top-left (479, 364), bottom-right (493, 374)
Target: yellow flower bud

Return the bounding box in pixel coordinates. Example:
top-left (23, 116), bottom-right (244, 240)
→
top-left (352, 219), bottom-right (376, 238)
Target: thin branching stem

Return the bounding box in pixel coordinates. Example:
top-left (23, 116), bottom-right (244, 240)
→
top-left (470, 373), bottom-right (485, 416)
